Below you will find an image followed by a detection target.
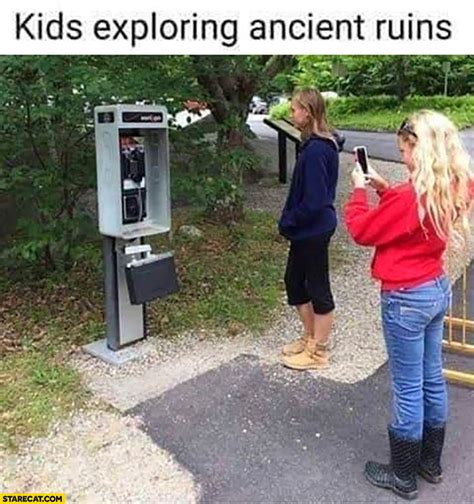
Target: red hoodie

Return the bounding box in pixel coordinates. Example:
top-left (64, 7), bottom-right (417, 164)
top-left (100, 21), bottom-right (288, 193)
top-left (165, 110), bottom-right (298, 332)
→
top-left (344, 181), bottom-right (473, 291)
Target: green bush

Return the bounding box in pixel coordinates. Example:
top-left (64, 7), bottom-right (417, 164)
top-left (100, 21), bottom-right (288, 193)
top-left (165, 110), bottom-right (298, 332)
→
top-left (197, 176), bottom-right (244, 223)
top-left (269, 101), bottom-right (290, 120)
top-left (269, 95), bottom-right (474, 131)
top-left (329, 96), bottom-right (400, 114)
top-left (171, 125), bottom-right (262, 222)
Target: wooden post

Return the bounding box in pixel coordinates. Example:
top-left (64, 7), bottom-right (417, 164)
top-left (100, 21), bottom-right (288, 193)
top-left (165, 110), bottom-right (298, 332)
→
top-left (278, 131), bottom-right (287, 184)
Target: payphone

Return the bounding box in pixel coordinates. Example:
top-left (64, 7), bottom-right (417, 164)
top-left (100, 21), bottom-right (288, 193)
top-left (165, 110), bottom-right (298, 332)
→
top-left (95, 105), bottom-right (171, 239)
top-left (92, 104), bottom-right (178, 355)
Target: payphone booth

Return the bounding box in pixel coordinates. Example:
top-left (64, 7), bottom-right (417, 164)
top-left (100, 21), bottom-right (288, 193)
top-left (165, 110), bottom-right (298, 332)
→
top-left (92, 104), bottom-right (179, 356)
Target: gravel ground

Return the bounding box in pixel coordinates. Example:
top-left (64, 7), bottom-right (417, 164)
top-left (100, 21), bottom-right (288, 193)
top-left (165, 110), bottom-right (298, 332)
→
top-left (72, 152), bottom-right (470, 404)
top-left (2, 152), bottom-right (472, 502)
top-left (0, 410), bottom-right (197, 503)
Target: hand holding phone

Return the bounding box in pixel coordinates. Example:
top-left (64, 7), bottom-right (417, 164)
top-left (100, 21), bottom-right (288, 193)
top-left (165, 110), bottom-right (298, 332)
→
top-left (354, 148), bottom-right (391, 192)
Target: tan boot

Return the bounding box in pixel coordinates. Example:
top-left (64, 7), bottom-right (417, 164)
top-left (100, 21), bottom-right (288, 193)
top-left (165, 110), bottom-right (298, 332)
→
top-left (281, 332), bottom-right (309, 356)
top-left (281, 341), bottom-right (329, 370)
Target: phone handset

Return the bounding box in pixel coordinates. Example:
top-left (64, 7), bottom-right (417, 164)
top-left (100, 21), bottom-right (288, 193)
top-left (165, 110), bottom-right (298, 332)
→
top-left (121, 145), bottom-right (146, 223)
top-left (124, 148), bottom-right (146, 183)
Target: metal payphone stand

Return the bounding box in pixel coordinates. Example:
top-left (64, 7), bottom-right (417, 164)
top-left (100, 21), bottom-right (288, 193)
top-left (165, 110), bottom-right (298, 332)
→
top-left (84, 104), bottom-right (178, 365)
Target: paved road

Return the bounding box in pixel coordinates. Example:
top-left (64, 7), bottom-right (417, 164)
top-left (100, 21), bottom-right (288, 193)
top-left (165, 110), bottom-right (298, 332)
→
top-left (248, 114), bottom-right (474, 163)
top-left (131, 354), bottom-right (474, 503)
top-left (340, 128), bottom-right (474, 162)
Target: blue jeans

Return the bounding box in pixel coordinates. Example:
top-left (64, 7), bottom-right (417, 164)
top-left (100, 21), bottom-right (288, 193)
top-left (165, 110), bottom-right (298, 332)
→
top-left (381, 275), bottom-right (451, 440)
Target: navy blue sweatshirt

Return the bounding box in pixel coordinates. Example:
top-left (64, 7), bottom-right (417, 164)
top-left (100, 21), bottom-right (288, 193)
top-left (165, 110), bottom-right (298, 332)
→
top-left (278, 135), bottom-right (340, 241)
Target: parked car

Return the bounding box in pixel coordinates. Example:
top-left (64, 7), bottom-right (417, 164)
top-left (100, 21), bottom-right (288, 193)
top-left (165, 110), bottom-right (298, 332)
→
top-left (249, 96), bottom-right (268, 114)
top-left (268, 94), bottom-right (290, 107)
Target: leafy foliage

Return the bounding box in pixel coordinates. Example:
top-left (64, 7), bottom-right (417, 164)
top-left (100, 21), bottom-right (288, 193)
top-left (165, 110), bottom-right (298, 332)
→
top-left (0, 56), bottom-right (293, 270)
top-left (290, 56), bottom-right (474, 101)
top-left (270, 95), bottom-right (474, 131)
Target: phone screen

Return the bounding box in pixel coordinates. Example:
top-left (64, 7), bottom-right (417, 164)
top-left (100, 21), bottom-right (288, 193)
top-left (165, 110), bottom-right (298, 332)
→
top-left (355, 146), bottom-right (369, 174)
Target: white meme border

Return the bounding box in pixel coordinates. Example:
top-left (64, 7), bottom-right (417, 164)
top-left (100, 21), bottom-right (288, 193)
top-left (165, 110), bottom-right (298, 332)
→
top-left (0, 0), bottom-right (472, 55)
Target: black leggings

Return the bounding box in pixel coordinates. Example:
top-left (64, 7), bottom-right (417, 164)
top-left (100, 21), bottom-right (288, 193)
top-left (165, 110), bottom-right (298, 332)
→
top-left (284, 231), bottom-right (335, 315)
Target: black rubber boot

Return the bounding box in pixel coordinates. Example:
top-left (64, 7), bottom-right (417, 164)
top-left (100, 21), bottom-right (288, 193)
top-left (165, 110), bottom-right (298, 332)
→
top-left (418, 423), bottom-right (446, 484)
top-left (364, 429), bottom-right (421, 500)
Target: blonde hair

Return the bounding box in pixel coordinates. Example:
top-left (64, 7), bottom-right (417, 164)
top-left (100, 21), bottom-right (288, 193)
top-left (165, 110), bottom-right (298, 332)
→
top-left (292, 87), bottom-right (335, 144)
top-left (397, 110), bottom-right (472, 245)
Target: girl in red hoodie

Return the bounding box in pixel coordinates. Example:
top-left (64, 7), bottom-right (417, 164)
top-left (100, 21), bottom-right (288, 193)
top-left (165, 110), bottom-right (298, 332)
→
top-left (344, 110), bottom-right (473, 500)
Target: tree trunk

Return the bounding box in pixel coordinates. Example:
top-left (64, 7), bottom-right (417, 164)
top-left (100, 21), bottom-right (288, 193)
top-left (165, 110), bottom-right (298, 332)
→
top-left (192, 56), bottom-right (293, 149)
top-left (213, 106), bottom-right (249, 148)
top-left (188, 56), bottom-right (294, 223)
top-left (395, 56), bottom-right (408, 103)
top-left (43, 243), bottom-right (55, 270)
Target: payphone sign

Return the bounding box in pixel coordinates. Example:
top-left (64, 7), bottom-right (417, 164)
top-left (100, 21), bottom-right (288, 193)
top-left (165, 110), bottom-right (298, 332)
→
top-left (122, 112), bottom-right (163, 123)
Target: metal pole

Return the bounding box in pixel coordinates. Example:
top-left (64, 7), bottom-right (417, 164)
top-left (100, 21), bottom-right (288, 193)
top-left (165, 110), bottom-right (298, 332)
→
top-left (103, 235), bottom-right (120, 350)
top-left (140, 236), bottom-right (148, 340)
top-left (278, 131), bottom-right (287, 184)
top-left (295, 140), bottom-right (301, 162)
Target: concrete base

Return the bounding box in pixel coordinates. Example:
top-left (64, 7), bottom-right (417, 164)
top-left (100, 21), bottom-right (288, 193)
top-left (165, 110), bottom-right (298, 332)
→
top-left (83, 338), bottom-right (153, 366)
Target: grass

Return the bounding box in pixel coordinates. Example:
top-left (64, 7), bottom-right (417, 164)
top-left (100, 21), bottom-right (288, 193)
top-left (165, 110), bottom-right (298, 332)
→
top-left (0, 350), bottom-right (90, 450)
top-left (1, 208), bottom-right (291, 350)
top-left (0, 206), bottom-right (349, 448)
top-left (147, 208), bottom-right (288, 336)
top-left (0, 208), bottom-right (290, 448)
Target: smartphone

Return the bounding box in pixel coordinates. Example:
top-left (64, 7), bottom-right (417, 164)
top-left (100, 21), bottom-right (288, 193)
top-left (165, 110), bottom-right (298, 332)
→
top-left (354, 146), bottom-right (369, 174)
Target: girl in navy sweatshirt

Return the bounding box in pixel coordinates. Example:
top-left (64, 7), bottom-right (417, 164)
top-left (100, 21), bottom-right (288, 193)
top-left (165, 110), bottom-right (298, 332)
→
top-left (345, 111), bottom-right (473, 500)
top-left (279, 88), bottom-right (342, 370)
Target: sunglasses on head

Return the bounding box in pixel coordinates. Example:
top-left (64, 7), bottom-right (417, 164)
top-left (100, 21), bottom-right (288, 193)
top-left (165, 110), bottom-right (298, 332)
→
top-left (398, 119), bottom-right (418, 138)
